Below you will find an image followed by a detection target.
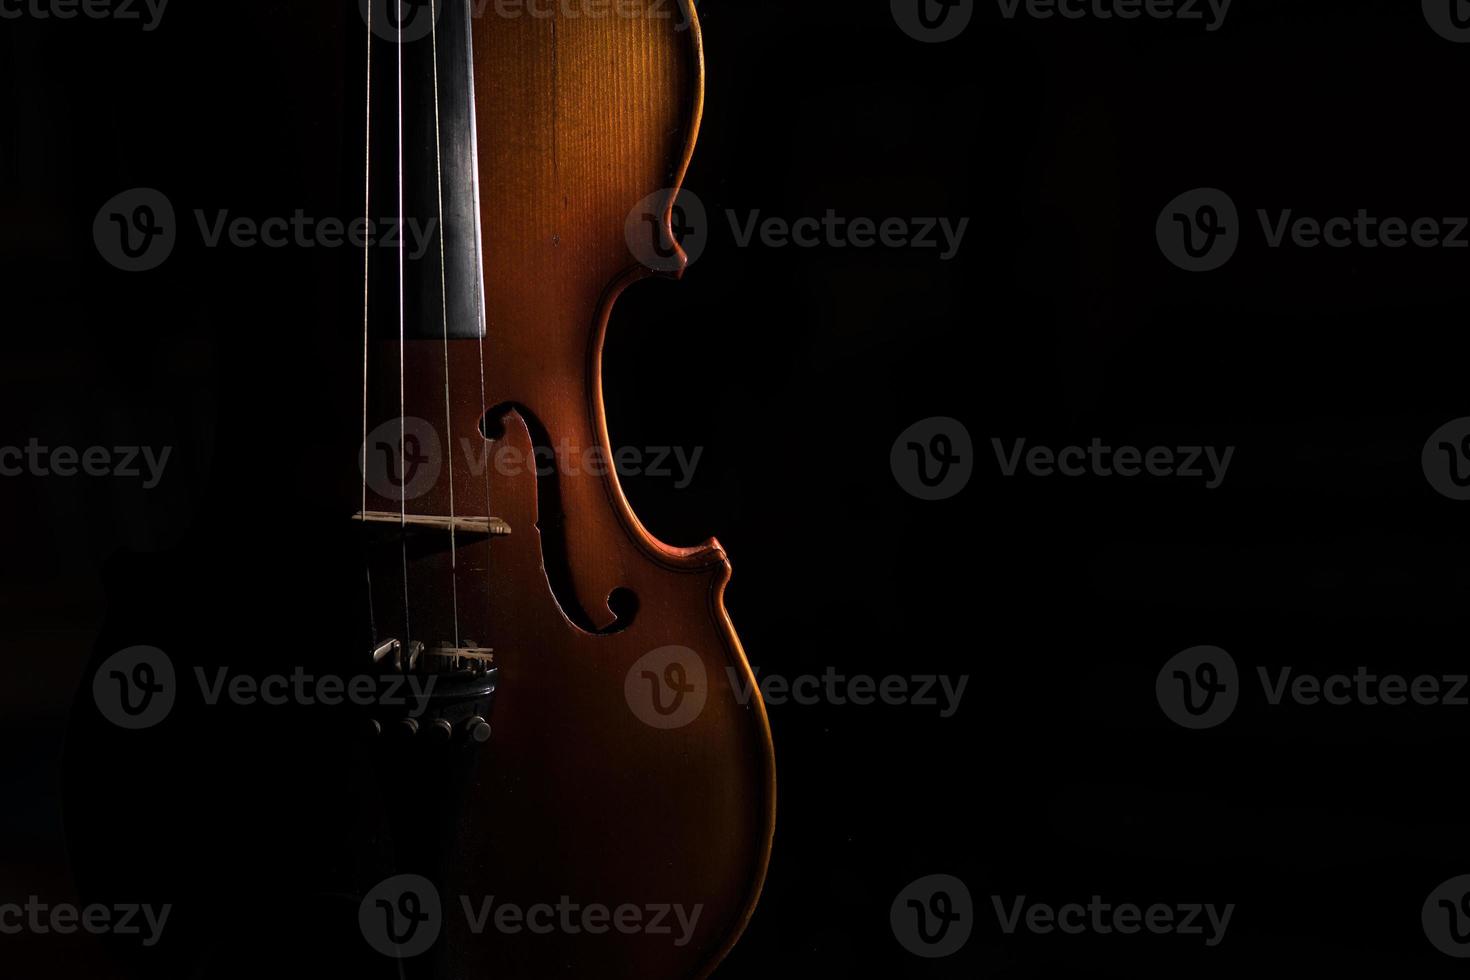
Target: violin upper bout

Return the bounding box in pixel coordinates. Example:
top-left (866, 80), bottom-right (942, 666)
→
top-left (470, 0), bottom-right (723, 629)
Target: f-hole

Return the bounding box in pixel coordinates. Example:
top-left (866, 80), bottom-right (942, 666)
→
top-left (481, 403), bottom-right (639, 635)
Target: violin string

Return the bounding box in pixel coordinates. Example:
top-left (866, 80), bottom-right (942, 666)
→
top-left (363, 0), bottom-right (376, 645)
top-left (462, 0), bottom-right (492, 591)
top-left (455, 0), bottom-right (490, 637)
top-left (429, 0), bottom-right (462, 650)
top-left (397, 2), bottom-right (411, 644)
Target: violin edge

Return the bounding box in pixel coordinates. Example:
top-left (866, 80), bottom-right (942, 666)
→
top-left (584, 6), bottom-right (777, 976)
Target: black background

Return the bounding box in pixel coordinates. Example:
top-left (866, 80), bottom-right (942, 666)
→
top-left (4, 0), bottom-right (1470, 975)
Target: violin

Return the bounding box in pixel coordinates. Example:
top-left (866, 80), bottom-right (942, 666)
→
top-left (351, 0), bottom-right (775, 975)
top-left (63, 1), bottom-right (774, 977)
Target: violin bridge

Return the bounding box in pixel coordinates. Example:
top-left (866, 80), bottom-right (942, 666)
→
top-left (372, 638), bottom-right (494, 673)
top-left (427, 646), bottom-right (496, 672)
top-left (355, 511), bottom-right (512, 538)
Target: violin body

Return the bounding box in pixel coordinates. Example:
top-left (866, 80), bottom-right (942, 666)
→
top-left (63, 2), bottom-right (773, 977)
top-left (358, 2), bottom-right (776, 976)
